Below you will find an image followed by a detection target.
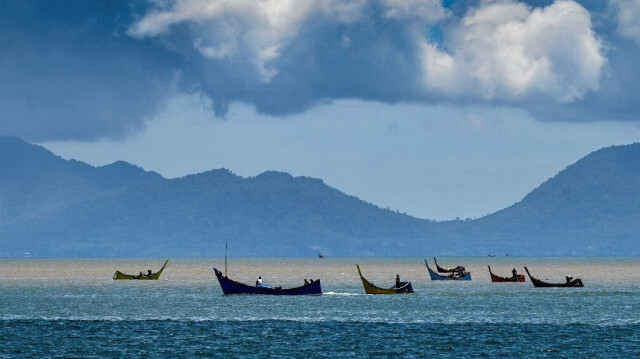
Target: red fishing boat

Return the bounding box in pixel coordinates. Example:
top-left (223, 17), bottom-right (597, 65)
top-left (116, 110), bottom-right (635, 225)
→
top-left (488, 266), bottom-right (525, 282)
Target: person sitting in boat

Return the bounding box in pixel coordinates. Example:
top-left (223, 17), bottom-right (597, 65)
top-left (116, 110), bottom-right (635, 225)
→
top-left (512, 268), bottom-right (518, 279)
top-left (304, 279), bottom-right (309, 285)
top-left (566, 275), bottom-right (573, 284)
top-left (147, 269), bottom-right (152, 276)
top-left (256, 276), bottom-right (263, 286)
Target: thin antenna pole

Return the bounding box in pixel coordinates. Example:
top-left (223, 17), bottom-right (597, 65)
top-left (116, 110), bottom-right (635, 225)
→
top-left (225, 242), bottom-right (228, 277)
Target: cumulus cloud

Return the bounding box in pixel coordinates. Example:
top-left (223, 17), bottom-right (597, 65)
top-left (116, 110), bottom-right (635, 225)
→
top-left (0, 0), bottom-right (637, 142)
top-left (422, 0), bottom-right (605, 103)
top-left (612, 0), bottom-right (640, 45)
top-left (128, 0), bottom-right (376, 83)
top-left (129, 0), bottom-right (605, 114)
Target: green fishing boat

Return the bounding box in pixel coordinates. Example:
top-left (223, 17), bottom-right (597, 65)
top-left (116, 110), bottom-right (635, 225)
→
top-left (113, 259), bottom-right (169, 280)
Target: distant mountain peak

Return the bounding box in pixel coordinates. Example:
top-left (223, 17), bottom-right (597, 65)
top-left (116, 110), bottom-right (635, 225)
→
top-left (255, 171), bottom-right (294, 181)
top-left (98, 160), bottom-right (161, 178)
top-left (2, 137), bottom-right (639, 256)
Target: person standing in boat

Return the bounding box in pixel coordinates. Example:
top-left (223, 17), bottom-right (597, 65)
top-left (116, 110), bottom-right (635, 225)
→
top-left (512, 268), bottom-right (518, 280)
top-left (256, 276), bottom-right (263, 286)
top-left (395, 274), bottom-right (401, 288)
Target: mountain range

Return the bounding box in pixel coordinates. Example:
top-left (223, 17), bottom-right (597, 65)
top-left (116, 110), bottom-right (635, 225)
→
top-left (1, 136), bottom-right (639, 257)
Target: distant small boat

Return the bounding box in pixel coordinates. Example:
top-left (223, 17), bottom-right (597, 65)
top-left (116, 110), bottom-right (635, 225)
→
top-left (524, 266), bottom-right (584, 287)
top-left (356, 264), bottom-right (413, 294)
top-left (433, 257), bottom-right (466, 274)
top-left (488, 266), bottom-right (525, 282)
top-left (425, 259), bottom-right (471, 281)
top-left (318, 254), bottom-right (324, 258)
top-left (213, 267), bottom-right (322, 295)
top-left (113, 259), bottom-right (169, 280)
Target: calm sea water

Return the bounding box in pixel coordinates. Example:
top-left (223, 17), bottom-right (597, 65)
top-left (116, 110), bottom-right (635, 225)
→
top-left (1, 257), bottom-right (639, 357)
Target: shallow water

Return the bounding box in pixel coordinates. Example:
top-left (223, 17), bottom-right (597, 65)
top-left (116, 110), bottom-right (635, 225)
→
top-left (1, 257), bottom-right (639, 357)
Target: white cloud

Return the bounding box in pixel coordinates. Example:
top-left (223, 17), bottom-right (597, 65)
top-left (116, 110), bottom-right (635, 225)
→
top-left (421, 0), bottom-right (605, 103)
top-left (129, 0), bottom-right (369, 83)
top-left (129, 0), bottom-right (606, 113)
top-left (612, 0), bottom-right (640, 45)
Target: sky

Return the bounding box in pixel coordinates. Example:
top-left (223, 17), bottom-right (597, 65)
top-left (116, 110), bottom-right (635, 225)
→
top-left (2, 0), bottom-right (640, 220)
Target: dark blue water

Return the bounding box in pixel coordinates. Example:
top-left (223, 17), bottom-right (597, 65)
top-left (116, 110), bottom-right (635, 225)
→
top-left (1, 258), bottom-right (639, 357)
top-left (4, 320), bottom-right (639, 357)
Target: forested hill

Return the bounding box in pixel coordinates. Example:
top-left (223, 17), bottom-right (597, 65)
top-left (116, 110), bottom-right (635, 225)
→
top-left (465, 143), bottom-right (640, 255)
top-left (0, 136), bottom-right (439, 257)
top-left (1, 136), bottom-right (639, 257)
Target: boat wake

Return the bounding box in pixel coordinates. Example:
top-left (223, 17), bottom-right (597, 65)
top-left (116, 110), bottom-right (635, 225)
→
top-left (323, 291), bottom-right (363, 296)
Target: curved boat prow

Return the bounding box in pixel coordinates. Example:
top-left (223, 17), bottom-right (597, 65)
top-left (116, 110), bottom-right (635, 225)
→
top-left (160, 259), bottom-right (169, 271)
top-left (155, 259), bottom-right (170, 276)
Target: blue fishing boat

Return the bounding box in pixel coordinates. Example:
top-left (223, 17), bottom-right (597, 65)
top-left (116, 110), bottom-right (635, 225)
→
top-left (213, 267), bottom-right (322, 295)
top-left (424, 260), bottom-right (471, 281)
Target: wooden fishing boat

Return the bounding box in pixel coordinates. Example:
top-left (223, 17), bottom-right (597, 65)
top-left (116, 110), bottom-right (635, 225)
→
top-left (212, 267), bottom-right (322, 295)
top-left (488, 266), bottom-right (525, 282)
top-left (355, 264), bottom-right (413, 294)
top-left (113, 259), bottom-right (169, 280)
top-left (424, 260), bottom-right (471, 281)
top-left (433, 257), bottom-right (466, 273)
top-left (524, 266), bottom-right (584, 287)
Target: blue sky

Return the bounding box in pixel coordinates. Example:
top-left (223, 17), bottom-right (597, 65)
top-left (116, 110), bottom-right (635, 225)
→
top-left (2, 0), bottom-right (640, 220)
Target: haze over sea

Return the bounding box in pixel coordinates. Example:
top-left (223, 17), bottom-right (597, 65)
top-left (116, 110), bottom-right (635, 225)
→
top-left (2, 257), bottom-right (639, 357)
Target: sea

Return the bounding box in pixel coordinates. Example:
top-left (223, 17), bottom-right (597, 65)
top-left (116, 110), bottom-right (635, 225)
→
top-left (1, 257), bottom-right (639, 358)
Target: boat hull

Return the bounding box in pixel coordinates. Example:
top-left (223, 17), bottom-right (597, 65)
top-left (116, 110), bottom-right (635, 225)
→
top-left (213, 268), bottom-right (322, 295)
top-left (524, 267), bottom-right (584, 287)
top-left (426, 263), bottom-right (471, 281)
top-left (356, 264), bottom-right (413, 294)
top-left (113, 259), bottom-right (169, 280)
top-left (488, 266), bottom-right (525, 282)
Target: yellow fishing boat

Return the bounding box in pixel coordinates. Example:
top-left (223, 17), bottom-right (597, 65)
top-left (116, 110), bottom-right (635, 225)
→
top-left (356, 264), bottom-right (414, 294)
top-left (113, 259), bottom-right (169, 280)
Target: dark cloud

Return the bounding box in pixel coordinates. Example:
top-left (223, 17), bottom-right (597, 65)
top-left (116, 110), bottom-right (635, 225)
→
top-left (530, 36), bottom-right (640, 122)
top-left (1, 1), bottom-right (639, 143)
top-left (0, 1), bottom-right (177, 141)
